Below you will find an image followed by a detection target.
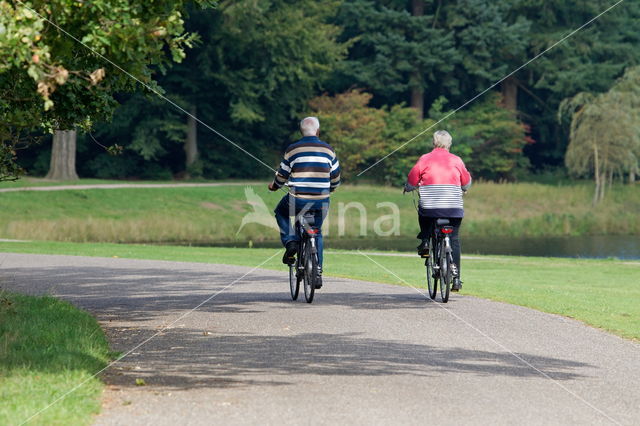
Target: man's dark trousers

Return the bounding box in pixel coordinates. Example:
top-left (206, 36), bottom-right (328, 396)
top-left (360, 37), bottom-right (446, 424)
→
top-left (275, 194), bottom-right (329, 267)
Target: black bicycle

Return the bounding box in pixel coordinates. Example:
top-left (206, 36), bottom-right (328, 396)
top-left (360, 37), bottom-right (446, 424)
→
top-left (288, 211), bottom-right (320, 303)
top-left (424, 219), bottom-right (457, 303)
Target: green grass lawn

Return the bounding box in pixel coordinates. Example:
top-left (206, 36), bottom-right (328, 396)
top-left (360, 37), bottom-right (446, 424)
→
top-left (0, 291), bottom-right (113, 425)
top-left (1, 240), bottom-right (638, 341)
top-left (0, 177), bottom-right (237, 188)
top-left (0, 181), bottom-right (638, 244)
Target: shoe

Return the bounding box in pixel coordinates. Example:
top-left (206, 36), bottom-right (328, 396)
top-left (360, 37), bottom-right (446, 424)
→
top-left (451, 263), bottom-right (459, 278)
top-left (315, 267), bottom-right (323, 289)
top-left (282, 241), bottom-right (298, 265)
top-left (416, 239), bottom-right (429, 257)
top-left (451, 278), bottom-right (462, 292)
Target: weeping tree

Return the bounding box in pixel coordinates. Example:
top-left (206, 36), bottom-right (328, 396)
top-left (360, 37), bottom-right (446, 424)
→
top-left (562, 67), bottom-right (640, 204)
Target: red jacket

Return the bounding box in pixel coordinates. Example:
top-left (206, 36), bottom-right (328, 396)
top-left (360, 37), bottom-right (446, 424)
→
top-left (407, 148), bottom-right (471, 218)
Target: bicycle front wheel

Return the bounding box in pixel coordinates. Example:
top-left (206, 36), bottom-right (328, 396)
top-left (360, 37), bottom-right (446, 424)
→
top-left (440, 249), bottom-right (452, 303)
top-left (303, 241), bottom-right (317, 303)
top-left (289, 263), bottom-right (300, 300)
top-left (426, 238), bottom-right (437, 299)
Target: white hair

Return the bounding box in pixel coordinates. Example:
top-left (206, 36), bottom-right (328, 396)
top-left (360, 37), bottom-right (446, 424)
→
top-left (433, 130), bottom-right (452, 149)
top-left (300, 116), bottom-right (320, 136)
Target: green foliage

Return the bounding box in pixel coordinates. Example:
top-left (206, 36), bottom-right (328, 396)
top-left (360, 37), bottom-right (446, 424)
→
top-left (307, 90), bottom-right (424, 182)
top-left (520, 0), bottom-right (640, 98)
top-left (308, 90), bottom-right (386, 180)
top-left (441, 0), bottom-right (530, 93)
top-left (333, 0), bottom-right (456, 105)
top-left (515, 0), bottom-right (640, 165)
top-left (388, 94), bottom-right (530, 184)
top-left (443, 93), bottom-right (531, 180)
top-left (214, 0), bottom-right (346, 125)
top-left (308, 90), bottom-right (528, 183)
top-left (9, 0), bottom-right (640, 181)
top-left (86, 0), bottom-right (348, 180)
top-left (562, 66), bottom-right (640, 201)
top-left (0, 142), bottom-right (23, 181)
top-left (0, 0), bottom-right (213, 180)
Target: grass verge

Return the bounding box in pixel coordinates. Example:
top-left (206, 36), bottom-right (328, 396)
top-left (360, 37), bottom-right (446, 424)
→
top-left (1, 240), bottom-right (638, 341)
top-left (0, 290), bottom-right (113, 425)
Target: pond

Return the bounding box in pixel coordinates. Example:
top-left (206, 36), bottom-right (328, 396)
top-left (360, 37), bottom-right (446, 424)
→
top-left (215, 235), bottom-right (640, 260)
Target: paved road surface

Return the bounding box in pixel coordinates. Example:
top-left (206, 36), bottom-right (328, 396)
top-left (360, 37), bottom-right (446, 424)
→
top-left (1, 253), bottom-right (638, 425)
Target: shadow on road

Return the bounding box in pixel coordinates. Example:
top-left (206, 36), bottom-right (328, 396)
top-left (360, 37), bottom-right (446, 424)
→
top-left (2, 265), bottom-right (592, 391)
top-left (102, 329), bottom-right (591, 391)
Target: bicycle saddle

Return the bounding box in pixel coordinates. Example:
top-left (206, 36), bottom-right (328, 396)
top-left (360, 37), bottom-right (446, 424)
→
top-left (300, 212), bottom-right (316, 226)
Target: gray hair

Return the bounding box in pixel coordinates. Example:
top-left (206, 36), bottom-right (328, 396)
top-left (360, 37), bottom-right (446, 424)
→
top-left (433, 130), bottom-right (452, 149)
top-left (300, 116), bottom-right (320, 136)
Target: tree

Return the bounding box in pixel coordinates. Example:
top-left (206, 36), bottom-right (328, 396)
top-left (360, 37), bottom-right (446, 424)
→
top-left (443, 93), bottom-right (531, 181)
top-left (307, 90), bottom-right (424, 182)
top-left (0, 1), bottom-right (53, 181)
top-left (0, 0), bottom-right (214, 181)
top-left (562, 67), bottom-right (640, 204)
top-left (439, 0), bottom-right (530, 111)
top-left (330, 1), bottom-right (640, 172)
top-left (86, 0), bottom-right (347, 180)
top-left (515, 0), bottom-right (640, 167)
top-left (332, 0), bottom-right (457, 118)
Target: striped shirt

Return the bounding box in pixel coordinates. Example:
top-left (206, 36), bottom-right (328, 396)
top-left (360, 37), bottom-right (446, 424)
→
top-left (407, 148), bottom-right (471, 218)
top-left (272, 136), bottom-right (341, 201)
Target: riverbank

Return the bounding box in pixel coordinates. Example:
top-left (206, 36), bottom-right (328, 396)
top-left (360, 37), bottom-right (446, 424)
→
top-left (1, 240), bottom-right (638, 340)
top-left (0, 181), bottom-right (638, 244)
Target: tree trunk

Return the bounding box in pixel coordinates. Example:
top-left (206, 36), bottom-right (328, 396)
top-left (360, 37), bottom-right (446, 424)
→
top-left (185, 107), bottom-right (198, 169)
top-left (46, 130), bottom-right (78, 180)
top-left (410, 0), bottom-right (425, 119)
top-left (630, 163), bottom-right (636, 184)
top-left (501, 75), bottom-right (518, 111)
top-left (410, 77), bottom-right (424, 120)
top-left (593, 144), bottom-right (600, 205)
top-left (598, 169), bottom-right (607, 203)
top-left (412, 0), bottom-right (424, 15)
top-left (608, 169), bottom-right (614, 192)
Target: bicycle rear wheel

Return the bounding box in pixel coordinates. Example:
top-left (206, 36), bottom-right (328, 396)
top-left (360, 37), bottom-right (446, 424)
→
top-left (440, 249), bottom-right (452, 303)
top-left (303, 240), bottom-right (317, 303)
top-left (289, 263), bottom-right (300, 300)
top-left (426, 238), bottom-right (437, 299)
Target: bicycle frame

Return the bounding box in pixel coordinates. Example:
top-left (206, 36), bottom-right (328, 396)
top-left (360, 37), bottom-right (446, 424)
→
top-left (432, 219), bottom-right (453, 265)
top-left (291, 211), bottom-right (320, 303)
top-left (295, 212), bottom-right (319, 262)
top-left (426, 218), bottom-right (455, 302)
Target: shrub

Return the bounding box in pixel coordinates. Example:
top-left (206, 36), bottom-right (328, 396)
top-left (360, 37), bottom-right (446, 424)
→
top-left (309, 90), bottom-right (531, 185)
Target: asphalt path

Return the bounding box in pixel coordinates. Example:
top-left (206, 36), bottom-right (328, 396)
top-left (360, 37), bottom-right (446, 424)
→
top-left (1, 253), bottom-right (638, 425)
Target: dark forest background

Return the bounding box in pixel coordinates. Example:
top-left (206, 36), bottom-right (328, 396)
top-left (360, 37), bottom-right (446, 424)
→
top-left (12, 0), bottom-right (640, 185)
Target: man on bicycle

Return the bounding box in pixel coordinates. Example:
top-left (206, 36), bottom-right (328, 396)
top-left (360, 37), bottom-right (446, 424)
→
top-left (405, 130), bottom-right (471, 291)
top-left (268, 116), bottom-right (341, 288)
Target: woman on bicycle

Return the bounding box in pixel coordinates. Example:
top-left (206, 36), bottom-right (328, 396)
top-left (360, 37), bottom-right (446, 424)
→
top-left (404, 130), bottom-right (471, 291)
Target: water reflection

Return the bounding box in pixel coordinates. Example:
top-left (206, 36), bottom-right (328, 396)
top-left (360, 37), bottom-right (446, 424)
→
top-left (214, 236), bottom-right (640, 260)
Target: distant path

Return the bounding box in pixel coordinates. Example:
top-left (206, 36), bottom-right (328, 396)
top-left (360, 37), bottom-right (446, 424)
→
top-left (0, 182), bottom-right (259, 193)
top-left (1, 253), bottom-right (639, 425)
